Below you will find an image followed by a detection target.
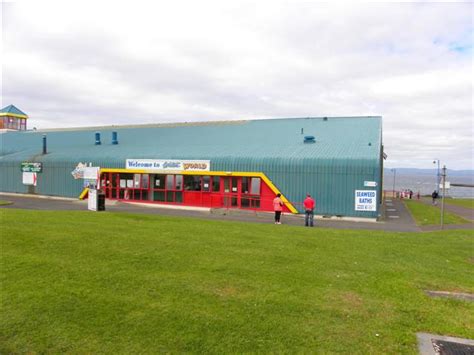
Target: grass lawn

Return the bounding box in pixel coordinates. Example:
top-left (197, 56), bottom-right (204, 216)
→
top-left (444, 198), bottom-right (474, 210)
top-left (404, 200), bottom-right (469, 226)
top-left (0, 200), bottom-right (12, 206)
top-left (1, 209), bottom-right (473, 353)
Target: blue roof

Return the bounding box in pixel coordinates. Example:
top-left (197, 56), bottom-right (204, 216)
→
top-left (0, 116), bottom-right (384, 217)
top-left (0, 117), bottom-right (382, 165)
top-left (0, 104), bottom-right (28, 117)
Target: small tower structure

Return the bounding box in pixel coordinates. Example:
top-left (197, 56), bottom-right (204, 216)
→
top-left (0, 105), bottom-right (28, 130)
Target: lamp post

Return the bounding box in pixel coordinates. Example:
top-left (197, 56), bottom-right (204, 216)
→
top-left (391, 168), bottom-right (396, 198)
top-left (433, 159), bottom-right (440, 193)
top-left (440, 165), bottom-right (447, 229)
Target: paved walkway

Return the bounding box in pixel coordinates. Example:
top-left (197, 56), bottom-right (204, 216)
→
top-left (0, 193), bottom-right (428, 233)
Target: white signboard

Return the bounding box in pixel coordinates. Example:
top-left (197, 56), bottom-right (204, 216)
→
top-left (364, 181), bottom-right (377, 187)
top-left (71, 163), bottom-right (100, 180)
top-left (355, 190), bottom-right (377, 211)
top-left (439, 182), bottom-right (450, 189)
top-left (83, 167), bottom-right (100, 180)
top-left (125, 159), bottom-right (210, 171)
top-left (22, 172), bottom-right (37, 186)
top-left (88, 189), bottom-right (97, 211)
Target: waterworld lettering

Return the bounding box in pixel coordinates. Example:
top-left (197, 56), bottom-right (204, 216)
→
top-left (183, 163), bottom-right (208, 170)
top-left (126, 159), bottom-right (210, 171)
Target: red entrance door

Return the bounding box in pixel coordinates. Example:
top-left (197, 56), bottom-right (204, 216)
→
top-left (222, 177), bottom-right (240, 208)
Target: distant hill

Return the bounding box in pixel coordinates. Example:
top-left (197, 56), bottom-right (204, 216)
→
top-left (384, 168), bottom-right (474, 177)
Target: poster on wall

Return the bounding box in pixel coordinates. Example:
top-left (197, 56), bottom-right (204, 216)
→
top-left (22, 172), bottom-right (37, 186)
top-left (354, 190), bottom-right (377, 211)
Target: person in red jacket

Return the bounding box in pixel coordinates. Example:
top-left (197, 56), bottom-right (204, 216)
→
top-left (303, 194), bottom-right (316, 227)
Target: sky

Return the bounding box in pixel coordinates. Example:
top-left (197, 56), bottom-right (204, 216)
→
top-left (1, 1), bottom-right (473, 169)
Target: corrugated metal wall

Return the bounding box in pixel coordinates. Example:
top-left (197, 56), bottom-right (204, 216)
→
top-left (1, 155), bottom-right (381, 217)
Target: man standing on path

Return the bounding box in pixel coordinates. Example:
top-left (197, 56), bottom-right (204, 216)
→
top-left (273, 193), bottom-right (283, 224)
top-left (303, 194), bottom-right (316, 227)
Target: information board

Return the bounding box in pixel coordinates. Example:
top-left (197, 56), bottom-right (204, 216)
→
top-left (21, 162), bottom-right (42, 173)
top-left (22, 172), bottom-right (37, 186)
top-left (355, 190), bottom-right (377, 211)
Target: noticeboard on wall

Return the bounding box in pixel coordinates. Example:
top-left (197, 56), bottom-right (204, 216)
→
top-left (354, 190), bottom-right (377, 211)
top-left (22, 172), bottom-right (37, 186)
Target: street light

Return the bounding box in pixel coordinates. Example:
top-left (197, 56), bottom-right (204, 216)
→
top-left (433, 159), bottom-right (440, 193)
top-left (391, 168), bottom-right (396, 198)
top-left (440, 165), bottom-right (447, 229)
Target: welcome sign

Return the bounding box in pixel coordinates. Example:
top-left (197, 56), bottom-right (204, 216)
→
top-left (126, 159), bottom-right (210, 172)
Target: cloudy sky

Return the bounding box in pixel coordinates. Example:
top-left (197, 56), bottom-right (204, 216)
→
top-left (1, 1), bottom-right (473, 169)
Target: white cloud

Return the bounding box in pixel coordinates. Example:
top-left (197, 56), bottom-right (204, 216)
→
top-left (1, 0), bottom-right (473, 169)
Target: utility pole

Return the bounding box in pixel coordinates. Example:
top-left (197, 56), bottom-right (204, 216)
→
top-left (440, 165), bottom-right (446, 229)
top-left (433, 159), bottom-right (440, 193)
top-left (392, 168), bottom-right (396, 198)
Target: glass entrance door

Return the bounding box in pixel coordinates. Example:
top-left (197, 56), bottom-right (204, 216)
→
top-left (222, 176), bottom-right (240, 208)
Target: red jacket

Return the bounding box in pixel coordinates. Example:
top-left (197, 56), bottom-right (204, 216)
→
top-left (303, 197), bottom-right (315, 210)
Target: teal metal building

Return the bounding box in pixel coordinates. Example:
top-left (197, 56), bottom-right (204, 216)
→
top-left (0, 116), bottom-right (384, 218)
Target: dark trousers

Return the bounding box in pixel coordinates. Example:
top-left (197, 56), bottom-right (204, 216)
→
top-left (305, 209), bottom-right (314, 227)
top-left (274, 211), bottom-right (282, 223)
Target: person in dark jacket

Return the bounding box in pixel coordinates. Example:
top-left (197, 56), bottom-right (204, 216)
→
top-left (431, 190), bottom-right (439, 205)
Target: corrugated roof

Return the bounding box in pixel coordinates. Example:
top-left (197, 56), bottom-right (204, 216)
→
top-left (0, 105), bottom-right (28, 117)
top-left (0, 116), bottom-right (382, 163)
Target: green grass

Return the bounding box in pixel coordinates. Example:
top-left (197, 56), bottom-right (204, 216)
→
top-left (444, 198), bottom-right (474, 210)
top-left (0, 200), bottom-right (12, 206)
top-left (404, 200), bottom-right (469, 226)
top-left (1, 209), bottom-right (473, 354)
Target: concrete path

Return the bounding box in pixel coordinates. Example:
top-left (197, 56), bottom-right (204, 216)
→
top-left (0, 193), bottom-right (425, 233)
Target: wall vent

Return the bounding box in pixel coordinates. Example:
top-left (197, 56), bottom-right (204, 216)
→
top-left (304, 135), bottom-right (316, 144)
top-left (95, 132), bottom-right (101, 145)
top-left (42, 134), bottom-right (47, 154)
top-left (112, 131), bottom-right (118, 145)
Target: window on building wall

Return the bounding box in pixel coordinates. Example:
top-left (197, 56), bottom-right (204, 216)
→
top-left (223, 178), bottom-right (230, 193)
top-left (142, 174), bottom-right (149, 189)
top-left (232, 178), bottom-right (238, 193)
top-left (251, 178), bottom-right (261, 194)
top-left (154, 174), bottom-right (166, 188)
top-left (134, 174), bottom-right (141, 188)
top-left (152, 174), bottom-right (165, 201)
top-left (164, 175), bottom-right (183, 203)
top-left (242, 177), bottom-right (261, 209)
top-left (166, 175), bottom-right (174, 190)
top-left (212, 176), bottom-right (220, 192)
top-left (175, 175), bottom-right (183, 190)
top-left (202, 176), bottom-right (210, 192)
top-left (242, 177), bottom-right (250, 194)
top-left (184, 175), bottom-right (201, 191)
